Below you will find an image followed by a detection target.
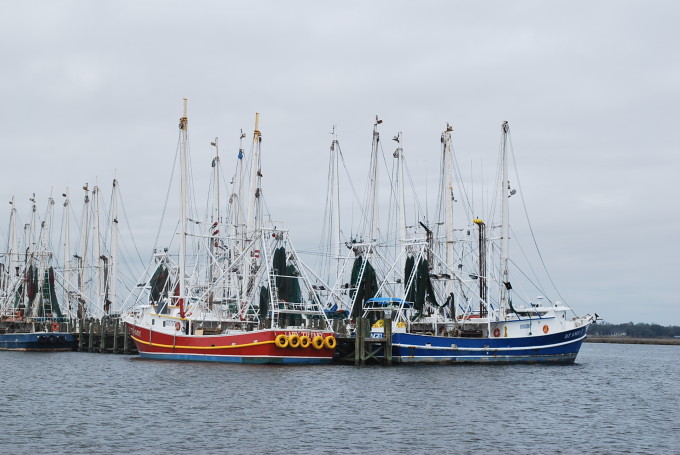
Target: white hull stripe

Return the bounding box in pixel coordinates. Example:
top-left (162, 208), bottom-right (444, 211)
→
top-left (140, 352), bottom-right (331, 360)
top-left (393, 334), bottom-right (587, 352)
top-left (396, 353), bottom-right (576, 360)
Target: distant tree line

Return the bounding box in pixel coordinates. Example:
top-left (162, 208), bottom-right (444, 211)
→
top-left (588, 322), bottom-right (680, 338)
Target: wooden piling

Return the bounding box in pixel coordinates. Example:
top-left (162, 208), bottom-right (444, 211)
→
top-left (332, 318), bottom-right (341, 336)
top-left (112, 318), bottom-right (119, 354)
top-left (78, 319), bottom-right (84, 352)
top-left (100, 319), bottom-right (106, 353)
top-left (354, 317), bottom-right (365, 365)
top-left (384, 316), bottom-right (392, 365)
top-left (88, 321), bottom-right (94, 352)
top-left (362, 318), bottom-right (371, 364)
top-left (123, 322), bottom-right (130, 354)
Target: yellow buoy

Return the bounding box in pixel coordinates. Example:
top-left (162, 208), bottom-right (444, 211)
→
top-left (299, 335), bottom-right (311, 349)
top-left (324, 336), bottom-right (337, 350)
top-left (312, 335), bottom-right (325, 350)
top-left (288, 334), bottom-right (301, 348)
top-left (275, 334), bottom-right (289, 348)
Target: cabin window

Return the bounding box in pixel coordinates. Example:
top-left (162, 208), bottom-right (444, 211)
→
top-left (152, 319), bottom-right (155, 325)
top-left (162, 321), bottom-right (166, 327)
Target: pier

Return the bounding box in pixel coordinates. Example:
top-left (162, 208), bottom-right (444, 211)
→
top-left (72, 318), bottom-right (137, 354)
top-left (332, 317), bottom-right (393, 365)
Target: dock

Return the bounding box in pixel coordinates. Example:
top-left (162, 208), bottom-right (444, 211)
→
top-left (59, 322), bottom-right (680, 359)
top-left (65, 318), bottom-right (138, 354)
top-left (333, 317), bottom-right (392, 365)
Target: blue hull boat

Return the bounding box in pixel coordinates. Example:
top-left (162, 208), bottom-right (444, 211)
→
top-left (391, 325), bottom-right (588, 364)
top-left (346, 122), bottom-right (596, 365)
top-left (0, 332), bottom-right (74, 351)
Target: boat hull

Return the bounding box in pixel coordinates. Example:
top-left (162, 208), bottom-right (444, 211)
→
top-left (389, 325), bottom-right (589, 364)
top-left (127, 323), bottom-right (335, 364)
top-left (0, 332), bottom-right (75, 351)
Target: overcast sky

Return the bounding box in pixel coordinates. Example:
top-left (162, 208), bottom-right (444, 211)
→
top-left (1, 1), bottom-right (678, 324)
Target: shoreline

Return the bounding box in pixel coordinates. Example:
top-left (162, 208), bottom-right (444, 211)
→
top-left (586, 336), bottom-right (680, 345)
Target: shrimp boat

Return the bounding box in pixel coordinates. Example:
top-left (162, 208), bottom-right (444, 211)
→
top-left (124, 103), bottom-right (335, 364)
top-left (317, 119), bottom-right (595, 364)
top-left (0, 197), bottom-right (74, 351)
top-left (0, 317), bottom-right (74, 351)
top-left (363, 121), bottom-right (596, 364)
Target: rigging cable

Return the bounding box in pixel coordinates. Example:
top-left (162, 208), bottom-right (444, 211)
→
top-left (509, 224), bottom-right (549, 302)
top-left (152, 132), bottom-right (181, 255)
top-left (507, 133), bottom-right (570, 307)
top-left (451, 142), bottom-right (475, 221)
top-left (337, 141), bottom-right (367, 237)
top-left (403, 160), bottom-right (425, 223)
top-left (117, 183), bottom-right (146, 272)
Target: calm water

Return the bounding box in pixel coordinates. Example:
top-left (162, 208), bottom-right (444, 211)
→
top-left (1, 343), bottom-right (678, 454)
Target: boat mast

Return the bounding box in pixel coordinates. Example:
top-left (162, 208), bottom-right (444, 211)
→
top-left (246, 113), bottom-right (262, 240)
top-left (25, 196), bottom-right (38, 316)
top-left (393, 132), bottom-right (407, 273)
top-left (77, 185), bottom-right (90, 318)
top-left (212, 138), bottom-right (220, 225)
top-left (3, 197), bottom-right (19, 314)
top-left (474, 218), bottom-right (488, 316)
top-left (110, 179), bottom-right (119, 315)
top-left (500, 121), bottom-right (511, 317)
top-left (92, 185), bottom-right (102, 316)
top-left (441, 125), bottom-right (455, 295)
top-left (178, 99), bottom-right (189, 318)
top-left (242, 114), bottom-right (262, 306)
top-left (62, 190), bottom-right (72, 317)
top-left (209, 138), bottom-right (220, 286)
top-left (8, 197), bottom-right (19, 280)
top-left (37, 197), bottom-right (55, 317)
top-left (226, 130), bottom-right (246, 266)
top-left (329, 128), bottom-right (341, 284)
top-left (233, 130), bottom-right (246, 243)
top-left (368, 116), bottom-right (381, 243)
top-left (27, 194), bottom-right (37, 258)
top-left (22, 198), bottom-right (36, 315)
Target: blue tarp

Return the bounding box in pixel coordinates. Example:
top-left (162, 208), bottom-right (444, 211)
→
top-left (366, 297), bottom-right (412, 307)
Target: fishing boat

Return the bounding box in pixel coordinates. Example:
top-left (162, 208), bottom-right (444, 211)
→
top-left (361, 121), bottom-right (595, 364)
top-left (123, 102), bottom-right (335, 364)
top-left (0, 197), bottom-right (74, 351)
top-left (0, 318), bottom-right (74, 351)
top-left (314, 118), bottom-right (595, 363)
